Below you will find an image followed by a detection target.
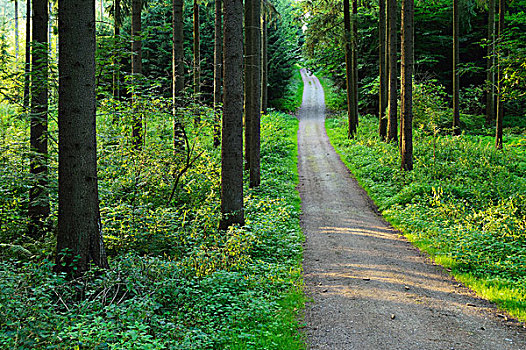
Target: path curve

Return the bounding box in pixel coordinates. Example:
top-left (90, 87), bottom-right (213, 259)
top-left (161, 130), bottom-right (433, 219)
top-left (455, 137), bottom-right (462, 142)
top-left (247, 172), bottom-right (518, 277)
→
top-left (297, 68), bottom-right (526, 350)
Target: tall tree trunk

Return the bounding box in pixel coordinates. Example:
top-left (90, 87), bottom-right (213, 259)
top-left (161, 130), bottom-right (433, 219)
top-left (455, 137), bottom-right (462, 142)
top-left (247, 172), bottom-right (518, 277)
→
top-left (244, 0), bottom-right (253, 171)
top-left (131, 0), bottom-right (142, 149)
top-left (261, 4), bottom-right (268, 114)
top-left (56, 0), bottom-right (109, 274)
top-left (452, 0), bottom-right (460, 135)
top-left (400, 0), bottom-right (413, 171)
top-left (213, 0), bottom-right (223, 148)
top-left (495, 0), bottom-right (505, 149)
top-left (28, 0), bottom-right (49, 237)
top-left (248, 0), bottom-right (261, 188)
top-left (485, 0), bottom-right (495, 126)
top-left (344, 0), bottom-right (356, 138)
top-left (219, 0), bottom-right (244, 230)
top-left (15, 0), bottom-right (19, 60)
top-left (47, 1), bottom-right (52, 55)
top-left (193, 0), bottom-right (200, 99)
top-left (386, 0), bottom-right (398, 143)
top-left (352, 0), bottom-right (358, 128)
top-left (113, 0), bottom-right (121, 101)
top-left (23, 0), bottom-right (31, 110)
top-left (379, 0), bottom-right (388, 138)
top-left (173, 0), bottom-right (185, 150)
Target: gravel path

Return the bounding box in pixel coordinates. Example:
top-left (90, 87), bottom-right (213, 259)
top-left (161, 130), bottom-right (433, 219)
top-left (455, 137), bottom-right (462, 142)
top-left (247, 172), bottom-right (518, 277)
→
top-left (297, 68), bottom-right (526, 350)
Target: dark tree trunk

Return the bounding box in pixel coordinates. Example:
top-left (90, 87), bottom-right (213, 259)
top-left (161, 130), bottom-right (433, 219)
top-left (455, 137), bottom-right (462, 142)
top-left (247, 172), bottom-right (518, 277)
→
top-left (495, 0), bottom-right (505, 149)
top-left (173, 0), bottom-right (185, 151)
top-left (379, 0), bottom-right (388, 138)
top-left (15, 0), bottom-right (19, 60)
top-left (131, 0), bottom-right (142, 149)
top-left (352, 0), bottom-right (358, 128)
top-left (113, 0), bottom-right (121, 101)
top-left (28, 0), bottom-right (49, 237)
top-left (249, 0), bottom-right (261, 188)
top-left (400, 0), bottom-right (414, 171)
top-left (213, 0), bottom-right (223, 148)
top-left (386, 0), bottom-right (398, 143)
top-left (244, 0), bottom-right (253, 170)
top-left (23, 0), bottom-right (31, 111)
top-left (56, 0), bottom-right (109, 274)
top-left (193, 0), bottom-right (200, 99)
top-left (344, 0), bottom-right (356, 138)
top-left (261, 4), bottom-right (268, 114)
top-left (452, 0), bottom-right (461, 135)
top-left (219, 0), bottom-right (244, 230)
top-left (486, 0), bottom-right (496, 126)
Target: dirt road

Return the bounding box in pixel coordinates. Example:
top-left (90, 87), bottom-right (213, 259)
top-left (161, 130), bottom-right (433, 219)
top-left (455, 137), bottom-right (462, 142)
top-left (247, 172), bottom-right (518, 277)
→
top-left (297, 68), bottom-right (526, 350)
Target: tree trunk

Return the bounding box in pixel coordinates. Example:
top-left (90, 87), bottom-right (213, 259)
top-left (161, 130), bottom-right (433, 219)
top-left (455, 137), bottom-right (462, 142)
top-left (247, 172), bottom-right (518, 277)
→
top-left (219, 0), bottom-right (244, 230)
top-left (23, 0), bottom-right (31, 110)
top-left (261, 4), bottom-right (268, 114)
top-left (495, 0), bottom-right (505, 149)
top-left (193, 0), bottom-right (200, 99)
top-left (244, 0), bottom-right (253, 170)
top-left (213, 0), bottom-right (223, 148)
top-left (173, 0), bottom-right (185, 151)
top-left (485, 0), bottom-right (495, 126)
top-left (56, 0), bottom-right (109, 274)
top-left (400, 0), bottom-right (413, 171)
top-left (28, 0), bottom-right (49, 237)
top-left (386, 0), bottom-right (398, 143)
top-left (248, 0), bottom-right (261, 188)
top-left (344, 0), bottom-right (355, 138)
top-left (15, 0), bottom-right (19, 60)
top-left (131, 0), bottom-right (142, 149)
top-left (379, 0), bottom-right (388, 139)
top-left (113, 0), bottom-right (121, 101)
top-left (452, 0), bottom-right (460, 135)
top-left (352, 0), bottom-right (359, 128)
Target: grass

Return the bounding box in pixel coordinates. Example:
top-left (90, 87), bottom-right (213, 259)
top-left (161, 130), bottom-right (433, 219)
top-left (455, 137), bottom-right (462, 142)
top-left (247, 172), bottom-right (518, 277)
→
top-left (0, 94), bottom-right (306, 349)
top-left (325, 111), bottom-right (526, 322)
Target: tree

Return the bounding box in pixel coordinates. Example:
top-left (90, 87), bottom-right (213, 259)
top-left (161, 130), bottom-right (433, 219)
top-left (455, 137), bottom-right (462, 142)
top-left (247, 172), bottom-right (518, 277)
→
top-left (23, 0), bottom-right (31, 110)
top-left (452, 0), bottom-right (461, 135)
top-left (400, 0), bottom-right (414, 170)
top-left (193, 0), bottom-right (200, 99)
top-left (495, 0), bottom-right (504, 149)
top-left (378, 0), bottom-right (388, 139)
top-left (113, 0), bottom-right (121, 101)
top-left (219, 0), bottom-right (244, 230)
top-left (173, 0), bottom-right (185, 150)
top-left (351, 0), bottom-right (358, 128)
top-left (261, 0), bottom-right (268, 114)
top-left (28, 0), bottom-right (49, 236)
top-left (56, 0), bottom-right (109, 274)
top-left (485, 0), bottom-right (495, 126)
top-left (131, 0), bottom-right (142, 149)
top-left (344, 0), bottom-right (356, 137)
top-left (213, 0), bottom-right (222, 148)
top-left (386, 0), bottom-right (397, 143)
top-left (14, 0), bottom-right (19, 60)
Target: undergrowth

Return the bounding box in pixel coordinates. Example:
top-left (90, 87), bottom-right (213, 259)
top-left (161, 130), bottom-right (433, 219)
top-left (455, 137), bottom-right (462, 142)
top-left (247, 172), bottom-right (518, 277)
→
top-left (0, 100), bottom-right (305, 349)
top-left (326, 112), bottom-right (526, 321)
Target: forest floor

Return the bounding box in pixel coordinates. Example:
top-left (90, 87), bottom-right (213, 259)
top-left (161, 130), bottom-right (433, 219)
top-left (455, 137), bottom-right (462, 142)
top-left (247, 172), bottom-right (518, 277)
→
top-left (297, 68), bottom-right (526, 350)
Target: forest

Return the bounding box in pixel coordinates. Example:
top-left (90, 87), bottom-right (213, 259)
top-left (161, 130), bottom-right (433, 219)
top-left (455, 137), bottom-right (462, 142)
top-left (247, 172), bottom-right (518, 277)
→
top-left (0, 0), bottom-right (525, 348)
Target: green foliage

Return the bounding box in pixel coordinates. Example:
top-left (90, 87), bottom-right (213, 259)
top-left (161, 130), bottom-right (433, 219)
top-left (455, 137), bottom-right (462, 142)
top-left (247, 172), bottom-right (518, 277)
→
top-left (326, 112), bottom-right (526, 320)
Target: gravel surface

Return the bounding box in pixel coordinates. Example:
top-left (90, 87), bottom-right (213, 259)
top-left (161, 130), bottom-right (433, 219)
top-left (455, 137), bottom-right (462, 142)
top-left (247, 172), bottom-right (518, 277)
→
top-left (297, 68), bottom-right (526, 350)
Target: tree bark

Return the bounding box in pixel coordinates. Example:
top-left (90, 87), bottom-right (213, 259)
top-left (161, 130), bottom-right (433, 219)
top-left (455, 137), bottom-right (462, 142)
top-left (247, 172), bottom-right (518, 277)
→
top-left (173, 0), bottom-right (185, 151)
top-left (495, 0), bottom-right (505, 149)
top-left (113, 0), bottom-right (121, 101)
top-left (213, 0), bottom-right (223, 148)
top-left (485, 0), bottom-right (495, 126)
top-left (244, 0), bottom-right (253, 170)
top-left (386, 0), bottom-right (398, 143)
top-left (23, 0), bottom-right (31, 110)
top-left (379, 0), bottom-right (388, 139)
top-left (56, 0), bottom-right (109, 274)
top-left (131, 0), bottom-right (142, 149)
top-left (193, 0), bottom-right (200, 99)
top-left (15, 0), bottom-right (19, 60)
top-left (249, 0), bottom-right (261, 188)
top-left (352, 0), bottom-right (358, 128)
top-left (344, 0), bottom-right (356, 138)
top-left (28, 0), bottom-right (49, 237)
top-left (400, 0), bottom-right (413, 171)
top-left (452, 0), bottom-right (461, 135)
top-left (261, 3), bottom-right (268, 114)
top-left (219, 0), bottom-right (244, 230)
